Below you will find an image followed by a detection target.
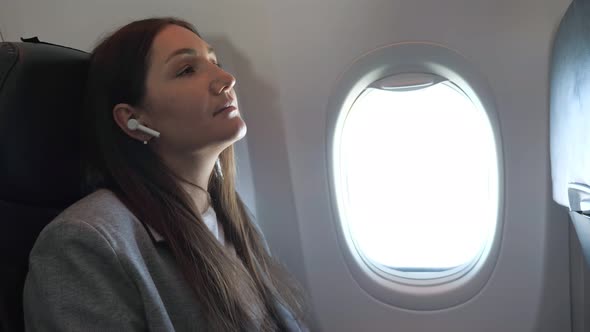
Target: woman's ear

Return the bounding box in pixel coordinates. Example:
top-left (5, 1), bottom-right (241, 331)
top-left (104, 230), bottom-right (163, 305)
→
top-left (112, 103), bottom-right (153, 142)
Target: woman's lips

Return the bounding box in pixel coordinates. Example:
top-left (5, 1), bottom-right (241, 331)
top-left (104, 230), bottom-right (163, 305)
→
top-left (214, 105), bottom-right (237, 116)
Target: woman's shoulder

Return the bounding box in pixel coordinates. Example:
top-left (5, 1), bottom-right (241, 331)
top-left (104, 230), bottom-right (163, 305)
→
top-left (57, 188), bottom-right (128, 219)
top-left (36, 189), bottom-right (147, 249)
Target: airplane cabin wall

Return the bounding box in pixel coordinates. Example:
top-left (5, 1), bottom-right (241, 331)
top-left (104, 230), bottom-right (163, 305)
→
top-left (0, 0), bottom-right (574, 331)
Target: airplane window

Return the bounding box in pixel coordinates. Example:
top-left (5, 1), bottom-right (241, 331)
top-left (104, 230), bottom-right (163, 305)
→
top-left (335, 75), bottom-right (499, 279)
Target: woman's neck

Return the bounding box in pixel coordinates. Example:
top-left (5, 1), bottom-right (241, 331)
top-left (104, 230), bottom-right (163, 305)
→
top-left (157, 148), bottom-right (217, 214)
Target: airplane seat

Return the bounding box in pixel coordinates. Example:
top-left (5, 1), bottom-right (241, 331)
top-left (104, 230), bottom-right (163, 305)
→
top-left (0, 40), bottom-right (88, 331)
top-left (550, 0), bottom-right (590, 262)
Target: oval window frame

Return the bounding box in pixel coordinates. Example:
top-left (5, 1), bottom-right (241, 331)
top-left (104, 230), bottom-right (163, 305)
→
top-left (326, 42), bottom-right (504, 310)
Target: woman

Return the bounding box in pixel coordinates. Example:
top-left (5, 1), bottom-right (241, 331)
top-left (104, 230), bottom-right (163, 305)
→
top-left (23, 17), bottom-right (306, 331)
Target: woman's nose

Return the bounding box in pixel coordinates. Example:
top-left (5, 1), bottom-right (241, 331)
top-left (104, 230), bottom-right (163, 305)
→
top-left (211, 69), bottom-right (236, 95)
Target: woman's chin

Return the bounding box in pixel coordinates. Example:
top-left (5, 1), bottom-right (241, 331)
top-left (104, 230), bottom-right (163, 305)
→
top-left (233, 120), bottom-right (247, 141)
top-left (216, 119), bottom-right (247, 149)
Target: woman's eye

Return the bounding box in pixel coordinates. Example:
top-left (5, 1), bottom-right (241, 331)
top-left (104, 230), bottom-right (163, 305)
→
top-left (213, 61), bottom-right (222, 68)
top-left (176, 65), bottom-right (195, 77)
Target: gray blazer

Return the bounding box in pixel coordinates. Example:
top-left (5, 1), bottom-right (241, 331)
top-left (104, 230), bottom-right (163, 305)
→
top-left (23, 189), bottom-right (306, 331)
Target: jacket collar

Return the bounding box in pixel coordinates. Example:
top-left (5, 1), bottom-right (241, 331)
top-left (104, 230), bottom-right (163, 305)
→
top-left (142, 222), bottom-right (166, 243)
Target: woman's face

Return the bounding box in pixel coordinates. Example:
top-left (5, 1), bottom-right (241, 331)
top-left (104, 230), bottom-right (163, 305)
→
top-left (140, 24), bottom-right (246, 155)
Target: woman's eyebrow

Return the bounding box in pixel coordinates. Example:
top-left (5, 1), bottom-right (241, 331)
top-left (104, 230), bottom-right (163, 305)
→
top-left (165, 48), bottom-right (196, 64)
top-left (208, 47), bottom-right (217, 59)
top-left (165, 47), bottom-right (216, 64)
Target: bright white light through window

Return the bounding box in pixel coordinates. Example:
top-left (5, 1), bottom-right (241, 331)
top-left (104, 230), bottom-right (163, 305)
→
top-left (337, 79), bottom-right (498, 273)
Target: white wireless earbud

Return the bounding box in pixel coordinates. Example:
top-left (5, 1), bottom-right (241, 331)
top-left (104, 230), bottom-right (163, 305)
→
top-left (127, 119), bottom-right (161, 138)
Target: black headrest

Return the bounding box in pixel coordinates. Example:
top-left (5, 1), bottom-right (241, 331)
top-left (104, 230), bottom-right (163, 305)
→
top-left (0, 39), bottom-right (89, 332)
top-left (0, 40), bottom-right (89, 208)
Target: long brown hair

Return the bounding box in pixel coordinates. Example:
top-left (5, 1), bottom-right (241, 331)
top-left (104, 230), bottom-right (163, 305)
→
top-left (81, 17), bottom-right (305, 331)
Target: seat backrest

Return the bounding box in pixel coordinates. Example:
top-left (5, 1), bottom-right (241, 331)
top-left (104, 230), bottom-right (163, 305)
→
top-left (0, 40), bottom-right (88, 331)
top-left (550, 0), bottom-right (590, 209)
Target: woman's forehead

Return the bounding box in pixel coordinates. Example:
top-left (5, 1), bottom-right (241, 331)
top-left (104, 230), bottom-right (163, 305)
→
top-left (151, 25), bottom-right (211, 63)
